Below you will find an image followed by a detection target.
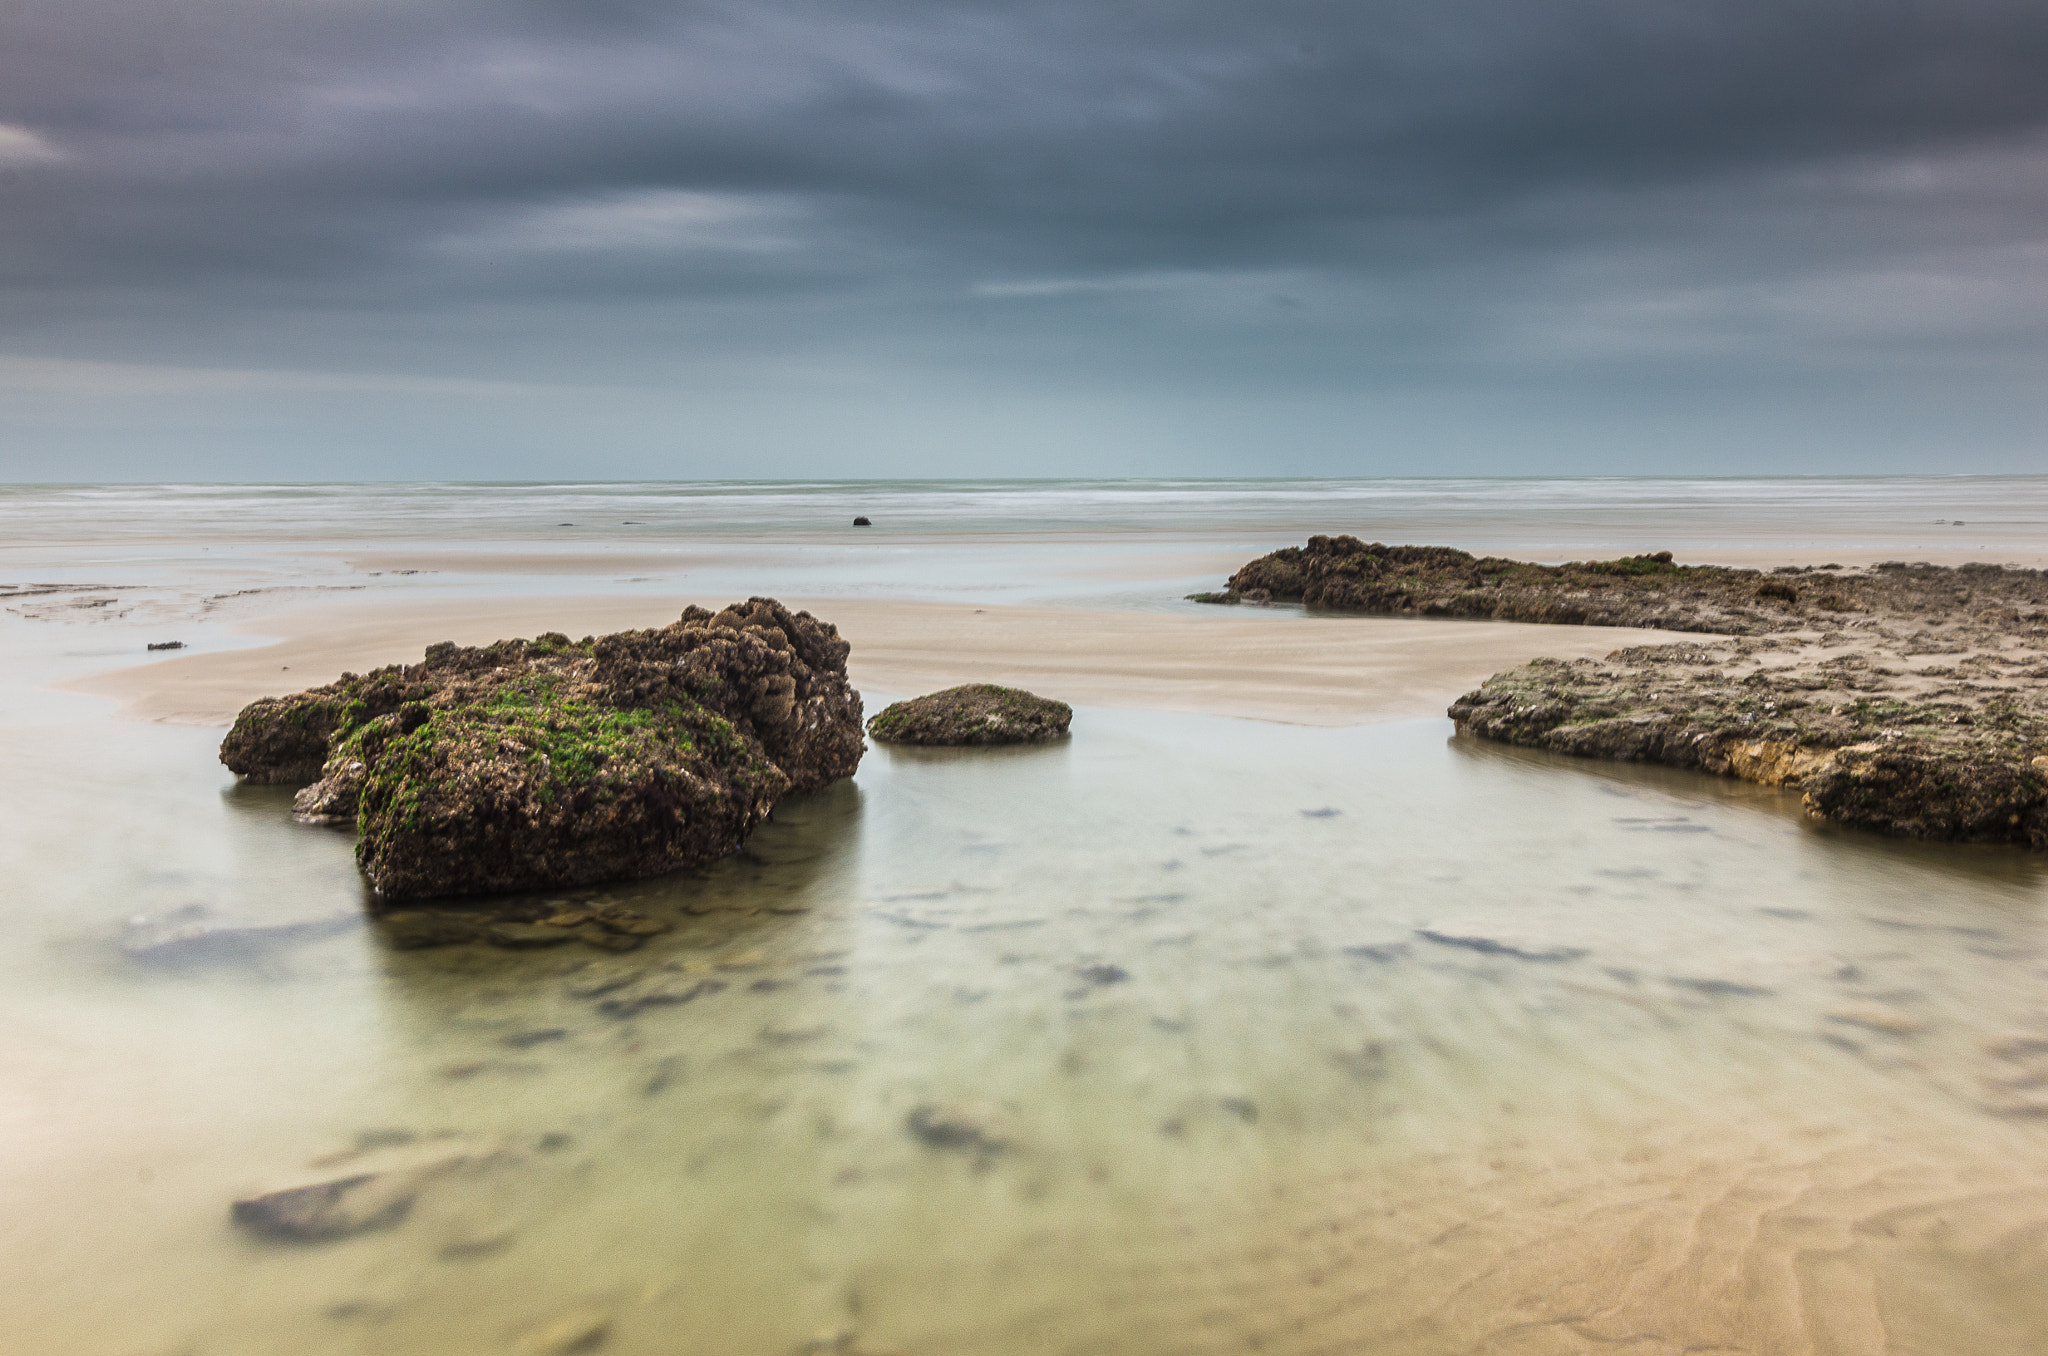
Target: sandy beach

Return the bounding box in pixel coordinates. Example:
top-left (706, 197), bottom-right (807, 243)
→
top-left (66, 593), bottom-right (1699, 728)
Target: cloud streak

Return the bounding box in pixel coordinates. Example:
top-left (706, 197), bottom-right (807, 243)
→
top-left (0, 123), bottom-right (61, 166)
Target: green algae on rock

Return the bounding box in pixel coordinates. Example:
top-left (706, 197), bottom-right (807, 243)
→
top-left (867, 684), bottom-right (1071, 747)
top-left (220, 598), bottom-right (864, 901)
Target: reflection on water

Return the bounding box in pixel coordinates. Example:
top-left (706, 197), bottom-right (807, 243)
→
top-left (3, 710), bottom-right (2047, 1354)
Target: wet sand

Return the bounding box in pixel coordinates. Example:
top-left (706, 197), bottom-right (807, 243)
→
top-left (331, 542), bottom-right (2048, 576)
top-left (66, 594), bottom-right (1700, 727)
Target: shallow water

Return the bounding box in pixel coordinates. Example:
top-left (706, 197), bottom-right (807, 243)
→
top-left (5, 477), bottom-right (2047, 622)
top-left (7, 478), bottom-right (2048, 1353)
top-left (6, 477), bottom-right (2047, 553)
top-left (4, 705), bottom-right (2047, 1354)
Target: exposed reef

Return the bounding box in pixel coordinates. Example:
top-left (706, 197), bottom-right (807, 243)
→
top-left (220, 597), bottom-right (864, 901)
top-left (867, 683), bottom-right (1072, 746)
top-left (1202, 540), bottom-right (2048, 849)
top-left (1450, 635), bottom-right (2048, 849)
top-left (1199, 535), bottom-right (2048, 635)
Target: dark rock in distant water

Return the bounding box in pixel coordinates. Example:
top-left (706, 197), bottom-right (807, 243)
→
top-left (220, 598), bottom-right (864, 902)
top-left (867, 683), bottom-right (1071, 746)
top-left (852, 516), bottom-right (872, 526)
top-left (147, 640), bottom-right (185, 651)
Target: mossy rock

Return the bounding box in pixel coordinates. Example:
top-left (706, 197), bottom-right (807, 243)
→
top-left (867, 684), bottom-right (1071, 747)
top-left (220, 599), bottom-right (865, 902)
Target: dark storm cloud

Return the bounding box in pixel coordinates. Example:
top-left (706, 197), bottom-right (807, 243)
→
top-left (2, 0), bottom-right (2046, 475)
top-left (11, 0), bottom-right (2048, 276)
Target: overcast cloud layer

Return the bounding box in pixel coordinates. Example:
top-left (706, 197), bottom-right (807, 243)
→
top-left (4, 0), bottom-right (2046, 478)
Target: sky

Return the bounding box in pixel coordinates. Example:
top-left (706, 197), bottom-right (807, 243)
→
top-left (2, 0), bottom-right (2046, 480)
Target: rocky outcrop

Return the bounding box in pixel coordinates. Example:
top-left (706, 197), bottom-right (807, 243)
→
top-left (1449, 637), bottom-right (2048, 849)
top-left (220, 598), bottom-right (864, 901)
top-left (867, 684), bottom-right (1072, 746)
top-left (1200, 537), bottom-right (2048, 635)
top-left (1194, 539), bottom-right (2048, 850)
top-left (219, 690), bottom-right (348, 785)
